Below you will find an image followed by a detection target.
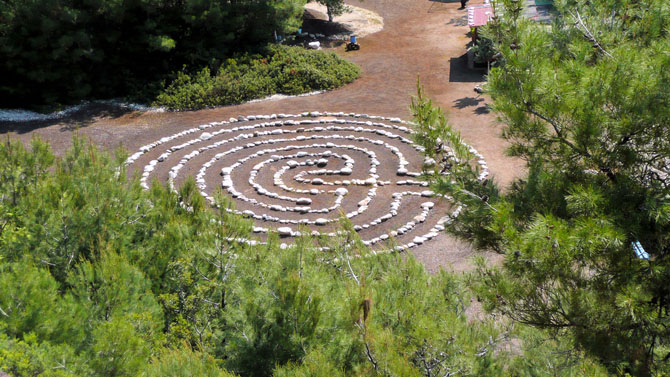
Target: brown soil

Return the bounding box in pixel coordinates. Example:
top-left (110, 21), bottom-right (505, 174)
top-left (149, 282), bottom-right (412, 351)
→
top-left (0, 0), bottom-right (524, 272)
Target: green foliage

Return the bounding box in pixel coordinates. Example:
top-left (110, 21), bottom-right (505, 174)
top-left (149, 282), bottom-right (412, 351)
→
top-left (146, 347), bottom-right (236, 377)
top-left (0, 0), bottom-right (308, 109)
top-left (0, 136), bottom-right (612, 376)
top-left (0, 262), bottom-right (91, 350)
top-left (154, 46), bottom-right (360, 110)
top-left (410, 81), bottom-right (502, 250)
top-left (471, 37), bottom-right (497, 65)
top-left (506, 326), bottom-right (610, 376)
top-left (89, 317), bottom-right (153, 377)
top-left (414, 0), bottom-right (670, 374)
top-left (0, 332), bottom-right (90, 377)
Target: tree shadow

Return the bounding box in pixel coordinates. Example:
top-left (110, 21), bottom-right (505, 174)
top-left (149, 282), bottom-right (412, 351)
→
top-left (453, 96), bottom-right (485, 109)
top-left (449, 54), bottom-right (486, 82)
top-left (475, 105), bottom-right (491, 114)
top-left (301, 9), bottom-right (352, 36)
top-left (428, 0), bottom-right (460, 13)
top-left (446, 15), bottom-right (469, 26)
top-left (0, 104), bottom-right (136, 135)
top-left (286, 9), bottom-right (352, 48)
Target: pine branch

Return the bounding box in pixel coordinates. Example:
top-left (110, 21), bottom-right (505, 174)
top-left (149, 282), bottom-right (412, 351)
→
top-left (345, 254), bottom-right (360, 285)
top-left (571, 10), bottom-right (615, 60)
top-left (364, 341), bottom-right (379, 371)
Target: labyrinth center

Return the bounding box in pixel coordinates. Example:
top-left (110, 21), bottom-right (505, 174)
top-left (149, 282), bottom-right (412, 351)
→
top-left (126, 112), bottom-right (489, 250)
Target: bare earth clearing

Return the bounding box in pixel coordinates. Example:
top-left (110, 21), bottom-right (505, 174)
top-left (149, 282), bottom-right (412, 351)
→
top-left (0, 0), bottom-right (523, 272)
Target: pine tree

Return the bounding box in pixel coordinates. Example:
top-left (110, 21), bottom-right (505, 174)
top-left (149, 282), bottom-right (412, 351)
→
top-left (411, 0), bottom-right (670, 374)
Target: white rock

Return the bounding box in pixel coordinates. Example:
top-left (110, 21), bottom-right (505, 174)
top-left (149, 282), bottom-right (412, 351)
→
top-left (277, 227), bottom-right (292, 236)
top-left (335, 188), bottom-right (348, 196)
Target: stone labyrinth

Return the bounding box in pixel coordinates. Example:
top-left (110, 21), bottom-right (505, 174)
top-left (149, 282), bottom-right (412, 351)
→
top-left (126, 112), bottom-right (489, 251)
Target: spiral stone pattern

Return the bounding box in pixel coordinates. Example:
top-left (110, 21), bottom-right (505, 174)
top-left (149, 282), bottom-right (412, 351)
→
top-left (125, 112), bottom-right (489, 251)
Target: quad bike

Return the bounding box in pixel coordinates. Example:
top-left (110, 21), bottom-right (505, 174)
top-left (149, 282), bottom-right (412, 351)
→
top-left (345, 35), bottom-right (360, 51)
top-left (345, 42), bottom-right (360, 51)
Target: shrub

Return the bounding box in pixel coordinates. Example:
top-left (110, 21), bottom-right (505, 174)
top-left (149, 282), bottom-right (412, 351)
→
top-left (153, 45), bottom-right (360, 110)
top-left (472, 37), bottom-right (497, 65)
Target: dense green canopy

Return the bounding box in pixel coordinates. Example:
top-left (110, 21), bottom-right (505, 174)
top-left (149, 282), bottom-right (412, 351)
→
top-left (412, 0), bottom-right (670, 374)
top-left (0, 0), bottom-right (307, 109)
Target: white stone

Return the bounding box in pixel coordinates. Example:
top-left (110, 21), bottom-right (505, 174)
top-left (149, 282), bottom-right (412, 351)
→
top-left (340, 167), bottom-right (352, 175)
top-left (277, 227), bottom-right (292, 236)
top-left (333, 187), bottom-right (349, 197)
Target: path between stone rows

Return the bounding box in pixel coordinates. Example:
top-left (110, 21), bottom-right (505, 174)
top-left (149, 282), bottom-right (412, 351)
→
top-left (0, 0), bottom-right (523, 273)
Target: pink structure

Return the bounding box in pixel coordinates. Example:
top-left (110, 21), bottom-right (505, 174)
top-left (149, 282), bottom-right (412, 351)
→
top-left (468, 4), bottom-right (493, 27)
top-left (467, 2), bottom-right (494, 42)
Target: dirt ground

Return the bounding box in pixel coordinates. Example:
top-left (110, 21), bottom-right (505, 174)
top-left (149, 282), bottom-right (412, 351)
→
top-left (0, 0), bottom-right (523, 273)
top-left (304, 2), bottom-right (384, 38)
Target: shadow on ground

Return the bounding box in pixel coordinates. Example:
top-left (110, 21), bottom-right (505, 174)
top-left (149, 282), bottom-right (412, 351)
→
top-left (0, 105), bottom-right (136, 135)
top-left (301, 9), bottom-right (352, 35)
top-left (454, 97), bottom-right (491, 114)
top-left (449, 54), bottom-right (485, 82)
top-left (446, 14), bottom-right (469, 26)
top-left (454, 96), bottom-right (484, 108)
top-left (283, 9), bottom-right (352, 48)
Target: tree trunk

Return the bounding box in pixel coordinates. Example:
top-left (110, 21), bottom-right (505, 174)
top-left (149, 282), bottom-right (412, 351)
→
top-left (327, 7), bottom-right (334, 22)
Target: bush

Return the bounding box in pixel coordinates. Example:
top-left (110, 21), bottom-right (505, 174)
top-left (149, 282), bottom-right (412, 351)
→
top-left (153, 45), bottom-right (360, 110)
top-left (472, 37), bottom-right (497, 66)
